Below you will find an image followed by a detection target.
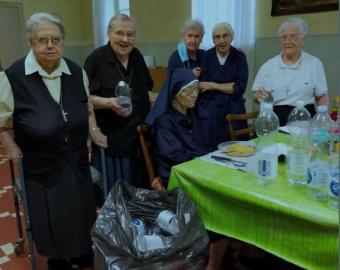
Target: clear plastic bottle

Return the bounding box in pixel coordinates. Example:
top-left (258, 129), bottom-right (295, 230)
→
top-left (286, 101), bottom-right (311, 185)
top-left (115, 81), bottom-right (132, 112)
top-left (255, 102), bottom-right (280, 186)
top-left (328, 115), bottom-right (339, 209)
top-left (307, 106), bottom-right (332, 201)
top-left (135, 234), bottom-right (172, 253)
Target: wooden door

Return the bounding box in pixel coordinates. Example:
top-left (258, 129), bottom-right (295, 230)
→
top-left (0, 2), bottom-right (27, 69)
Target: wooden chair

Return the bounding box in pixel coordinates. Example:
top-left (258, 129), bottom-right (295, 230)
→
top-left (137, 124), bottom-right (165, 191)
top-left (226, 111), bottom-right (259, 141)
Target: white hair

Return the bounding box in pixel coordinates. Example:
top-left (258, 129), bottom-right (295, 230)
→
top-left (212, 22), bottom-right (234, 39)
top-left (180, 19), bottom-right (205, 39)
top-left (107, 13), bottom-right (136, 35)
top-left (278, 17), bottom-right (309, 37)
top-left (26, 12), bottom-right (65, 39)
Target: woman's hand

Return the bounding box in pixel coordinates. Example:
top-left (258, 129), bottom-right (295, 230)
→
top-left (151, 177), bottom-right (165, 192)
top-left (253, 89), bottom-right (270, 103)
top-left (109, 97), bottom-right (131, 117)
top-left (90, 130), bottom-right (108, 148)
top-left (199, 81), bottom-right (216, 92)
top-left (90, 95), bottom-right (130, 117)
top-left (192, 67), bottom-right (201, 78)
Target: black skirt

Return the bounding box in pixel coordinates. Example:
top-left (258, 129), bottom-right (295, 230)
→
top-left (26, 160), bottom-right (96, 258)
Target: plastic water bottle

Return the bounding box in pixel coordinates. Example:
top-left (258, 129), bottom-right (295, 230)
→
top-left (307, 106), bottom-right (332, 201)
top-left (135, 234), bottom-right (172, 253)
top-left (131, 218), bottom-right (145, 235)
top-left (115, 81), bottom-right (132, 112)
top-left (328, 116), bottom-right (339, 209)
top-left (286, 101), bottom-right (311, 185)
top-left (255, 102), bottom-right (280, 186)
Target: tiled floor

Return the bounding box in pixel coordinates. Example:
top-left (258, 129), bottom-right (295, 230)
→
top-left (0, 155), bottom-right (304, 270)
top-left (0, 158), bottom-right (46, 270)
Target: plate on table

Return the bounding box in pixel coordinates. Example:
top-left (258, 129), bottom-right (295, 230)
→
top-left (218, 141), bottom-right (256, 157)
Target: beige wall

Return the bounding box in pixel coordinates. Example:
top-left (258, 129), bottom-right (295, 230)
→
top-left (3, 0), bottom-right (93, 45)
top-left (256, 0), bottom-right (339, 37)
top-left (131, 0), bottom-right (191, 43)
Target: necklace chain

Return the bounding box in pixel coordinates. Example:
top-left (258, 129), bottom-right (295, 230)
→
top-left (115, 63), bottom-right (133, 88)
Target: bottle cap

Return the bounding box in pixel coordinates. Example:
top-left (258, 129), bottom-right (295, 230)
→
top-left (118, 81), bottom-right (125, 87)
top-left (296, 100), bottom-right (304, 107)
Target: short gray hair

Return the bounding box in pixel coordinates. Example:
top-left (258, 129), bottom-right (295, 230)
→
top-left (107, 13), bottom-right (136, 35)
top-left (180, 19), bottom-right (205, 39)
top-left (278, 17), bottom-right (309, 37)
top-left (212, 22), bottom-right (234, 39)
top-left (26, 12), bottom-right (65, 39)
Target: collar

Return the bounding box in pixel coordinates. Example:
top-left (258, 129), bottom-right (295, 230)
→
top-left (279, 51), bottom-right (303, 70)
top-left (103, 41), bottom-right (133, 64)
top-left (25, 50), bottom-right (71, 78)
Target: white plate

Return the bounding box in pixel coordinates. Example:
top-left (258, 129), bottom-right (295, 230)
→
top-left (218, 141), bottom-right (256, 157)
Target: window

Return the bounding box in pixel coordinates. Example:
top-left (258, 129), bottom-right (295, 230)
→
top-left (117, 0), bottom-right (130, 15)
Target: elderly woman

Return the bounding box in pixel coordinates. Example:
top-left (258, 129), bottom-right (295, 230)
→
top-left (0, 13), bottom-right (106, 270)
top-left (84, 14), bottom-right (153, 189)
top-left (167, 19), bottom-right (205, 78)
top-left (146, 69), bottom-right (207, 186)
top-left (252, 17), bottom-right (329, 126)
top-left (198, 22), bottom-right (249, 149)
top-left (146, 68), bottom-right (230, 270)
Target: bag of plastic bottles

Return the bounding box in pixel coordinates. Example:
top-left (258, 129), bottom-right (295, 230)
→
top-left (92, 181), bottom-right (209, 270)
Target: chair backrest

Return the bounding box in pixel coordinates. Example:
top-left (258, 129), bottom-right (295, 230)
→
top-left (137, 124), bottom-right (157, 187)
top-left (226, 111), bottom-right (259, 141)
top-left (148, 67), bottom-right (167, 92)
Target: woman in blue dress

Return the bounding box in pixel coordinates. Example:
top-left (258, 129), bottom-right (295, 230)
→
top-left (146, 69), bottom-right (230, 270)
top-left (167, 19), bottom-right (205, 78)
top-left (198, 22), bottom-right (249, 150)
top-left (146, 69), bottom-right (207, 186)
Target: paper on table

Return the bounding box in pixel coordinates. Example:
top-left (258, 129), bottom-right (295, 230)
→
top-left (199, 150), bottom-right (255, 172)
top-left (279, 126), bottom-right (290, 134)
top-left (262, 143), bottom-right (292, 156)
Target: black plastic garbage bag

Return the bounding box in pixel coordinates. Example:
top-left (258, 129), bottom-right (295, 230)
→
top-left (92, 181), bottom-right (209, 270)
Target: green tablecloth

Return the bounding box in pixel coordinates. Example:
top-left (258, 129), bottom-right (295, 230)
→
top-left (168, 136), bottom-right (339, 270)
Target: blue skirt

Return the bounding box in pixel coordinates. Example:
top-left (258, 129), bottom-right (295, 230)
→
top-left (91, 145), bottom-right (149, 202)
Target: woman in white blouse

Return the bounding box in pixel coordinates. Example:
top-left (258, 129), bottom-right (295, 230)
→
top-left (252, 17), bottom-right (329, 126)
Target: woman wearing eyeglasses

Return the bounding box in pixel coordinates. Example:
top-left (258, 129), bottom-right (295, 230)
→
top-left (252, 17), bottom-right (329, 126)
top-left (0, 13), bottom-right (107, 270)
top-left (84, 14), bottom-right (153, 190)
top-left (198, 22), bottom-right (249, 150)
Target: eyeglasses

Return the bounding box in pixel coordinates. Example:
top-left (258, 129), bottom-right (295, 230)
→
top-left (114, 30), bottom-right (135, 40)
top-left (279, 34), bottom-right (302, 42)
top-left (34, 36), bottom-right (64, 46)
top-left (213, 33), bottom-right (232, 40)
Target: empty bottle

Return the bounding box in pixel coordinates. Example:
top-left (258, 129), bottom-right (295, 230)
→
top-left (286, 101), bottom-right (311, 185)
top-left (135, 234), bottom-right (173, 253)
top-left (307, 106), bottom-right (332, 201)
top-left (328, 115), bottom-right (339, 209)
top-left (115, 81), bottom-right (132, 114)
top-left (131, 218), bottom-right (145, 236)
top-left (255, 102), bottom-right (280, 186)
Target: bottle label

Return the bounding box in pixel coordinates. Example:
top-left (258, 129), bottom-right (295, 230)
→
top-left (307, 166), bottom-right (329, 188)
top-left (329, 170), bottom-right (339, 197)
top-left (287, 151), bottom-right (309, 173)
top-left (329, 181), bottom-right (339, 197)
top-left (257, 158), bottom-right (277, 178)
